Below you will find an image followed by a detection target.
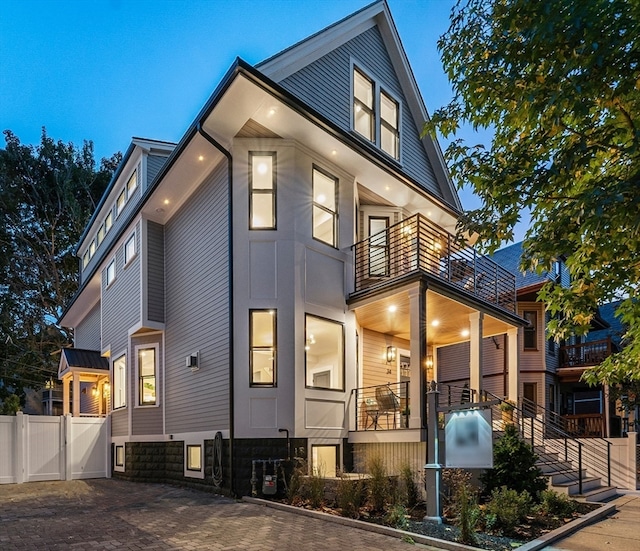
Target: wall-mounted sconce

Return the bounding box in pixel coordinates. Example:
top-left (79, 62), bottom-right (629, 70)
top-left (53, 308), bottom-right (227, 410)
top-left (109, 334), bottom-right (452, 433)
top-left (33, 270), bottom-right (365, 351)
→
top-left (426, 355), bottom-right (434, 381)
top-left (91, 385), bottom-right (99, 398)
top-left (386, 345), bottom-right (397, 363)
top-left (186, 351), bottom-right (199, 372)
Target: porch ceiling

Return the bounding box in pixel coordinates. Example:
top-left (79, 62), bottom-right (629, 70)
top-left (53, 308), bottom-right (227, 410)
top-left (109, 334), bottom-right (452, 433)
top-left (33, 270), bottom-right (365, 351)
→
top-left (353, 289), bottom-right (514, 346)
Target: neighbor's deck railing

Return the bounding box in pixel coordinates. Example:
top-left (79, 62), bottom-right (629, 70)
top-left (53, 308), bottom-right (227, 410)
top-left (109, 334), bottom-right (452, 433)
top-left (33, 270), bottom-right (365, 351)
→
top-left (352, 213), bottom-right (516, 312)
top-left (560, 337), bottom-right (613, 368)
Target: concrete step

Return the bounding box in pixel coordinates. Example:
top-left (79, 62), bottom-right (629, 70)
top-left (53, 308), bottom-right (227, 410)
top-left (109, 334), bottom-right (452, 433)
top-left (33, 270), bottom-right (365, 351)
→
top-left (546, 468), bottom-right (588, 485)
top-left (574, 485), bottom-right (618, 503)
top-left (537, 459), bottom-right (574, 474)
top-left (552, 476), bottom-right (602, 495)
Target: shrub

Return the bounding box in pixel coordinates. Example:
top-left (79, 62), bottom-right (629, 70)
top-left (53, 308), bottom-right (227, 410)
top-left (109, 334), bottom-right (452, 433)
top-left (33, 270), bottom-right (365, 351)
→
top-left (366, 456), bottom-right (389, 512)
top-left (286, 461), bottom-right (305, 505)
top-left (336, 474), bottom-right (365, 518)
top-left (386, 503), bottom-right (410, 530)
top-left (537, 489), bottom-right (578, 518)
top-left (457, 482), bottom-right (480, 545)
top-left (480, 424), bottom-right (547, 500)
top-left (442, 468), bottom-right (473, 516)
top-left (398, 464), bottom-right (420, 509)
top-left (306, 470), bottom-right (325, 508)
top-left (485, 486), bottom-right (533, 535)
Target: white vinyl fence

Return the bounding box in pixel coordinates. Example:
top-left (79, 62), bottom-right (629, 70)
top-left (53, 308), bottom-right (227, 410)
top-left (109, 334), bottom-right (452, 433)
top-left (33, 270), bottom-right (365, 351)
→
top-left (0, 413), bottom-right (109, 484)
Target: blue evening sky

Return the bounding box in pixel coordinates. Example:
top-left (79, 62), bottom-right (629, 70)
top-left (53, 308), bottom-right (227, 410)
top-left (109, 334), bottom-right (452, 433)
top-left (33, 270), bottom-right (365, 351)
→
top-left (1, 0), bottom-right (524, 237)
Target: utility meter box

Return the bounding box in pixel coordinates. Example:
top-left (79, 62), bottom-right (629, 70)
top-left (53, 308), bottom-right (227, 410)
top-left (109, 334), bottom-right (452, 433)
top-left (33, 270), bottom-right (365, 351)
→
top-left (262, 474), bottom-right (277, 495)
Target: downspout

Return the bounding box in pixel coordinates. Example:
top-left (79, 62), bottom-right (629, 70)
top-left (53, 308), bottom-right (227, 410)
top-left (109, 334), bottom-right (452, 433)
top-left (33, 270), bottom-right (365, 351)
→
top-left (197, 123), bottom-right (235, 497)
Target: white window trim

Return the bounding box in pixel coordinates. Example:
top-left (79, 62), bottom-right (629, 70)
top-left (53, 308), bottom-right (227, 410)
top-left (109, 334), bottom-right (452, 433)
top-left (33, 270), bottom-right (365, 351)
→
top-left (134, 343), bottom-right (159, 408)
top-left (124, 232), bottom-right (137, 266)
top-left (350, 58), bottom-right (402, 163)
top-left (183, 438), bottom-right (205, 479)
top-left (311, 165), bottom-right (339, 248)
top-left (114, 444), bottom-right (125, 472)
top-left (105, 259), bottom-right (116, 287)
top-left (112, 351), bottom-right (127, 410)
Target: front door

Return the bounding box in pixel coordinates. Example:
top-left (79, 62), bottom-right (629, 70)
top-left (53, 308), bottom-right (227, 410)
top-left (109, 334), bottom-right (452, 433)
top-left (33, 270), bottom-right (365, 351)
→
top-left (523, 382), bottom-right (537, 417)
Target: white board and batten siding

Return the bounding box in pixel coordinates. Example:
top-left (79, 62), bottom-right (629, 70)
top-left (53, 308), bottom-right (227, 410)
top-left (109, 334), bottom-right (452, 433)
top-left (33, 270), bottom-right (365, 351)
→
top-left (0, 413), bottom-right (109, 484)
top-left (164, 162), bottom-right (230, 435)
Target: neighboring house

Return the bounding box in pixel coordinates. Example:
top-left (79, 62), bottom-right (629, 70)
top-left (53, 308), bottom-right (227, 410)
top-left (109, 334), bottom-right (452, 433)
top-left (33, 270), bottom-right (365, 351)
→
top-left (491, 241), bottom-right (623, 437)
top-left (58, 0), bottom-right (525, 495)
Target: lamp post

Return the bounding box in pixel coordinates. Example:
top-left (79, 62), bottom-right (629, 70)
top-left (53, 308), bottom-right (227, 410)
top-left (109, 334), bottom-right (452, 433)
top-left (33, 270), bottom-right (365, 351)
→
top-left (424, 379), bottom-right (442, 524)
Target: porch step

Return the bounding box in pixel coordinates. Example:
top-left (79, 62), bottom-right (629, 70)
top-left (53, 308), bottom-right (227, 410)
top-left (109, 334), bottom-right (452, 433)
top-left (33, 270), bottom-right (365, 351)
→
top-left (552, 475), bottom-right (602, 494)
top-left (537, 460), bottom-right (574, 474)
top-left (574, 485), bottom-right (618, 503)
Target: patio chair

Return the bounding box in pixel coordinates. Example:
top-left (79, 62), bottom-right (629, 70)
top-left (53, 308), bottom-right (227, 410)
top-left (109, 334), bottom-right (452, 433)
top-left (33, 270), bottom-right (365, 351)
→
top-left (375, 385), bottom-right (400, 429)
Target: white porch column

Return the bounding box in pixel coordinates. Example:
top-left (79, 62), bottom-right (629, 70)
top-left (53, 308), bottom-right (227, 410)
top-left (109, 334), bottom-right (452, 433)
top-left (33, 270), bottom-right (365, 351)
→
top-left (72, 373), bottom-right (80, 417)
top-left (62, 377), bottom-right (70, 415)
top-left (469, 312), bottom-right (484, 396)
top-left (409, 283), bottom-right (426, 429)
top-left (507, 328), bottom-right (519, 403)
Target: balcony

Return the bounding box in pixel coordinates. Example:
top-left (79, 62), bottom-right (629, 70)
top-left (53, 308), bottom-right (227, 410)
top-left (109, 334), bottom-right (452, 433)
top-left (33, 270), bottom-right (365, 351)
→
top-left (352, 213), bottom-right (516, 312)
top-left (560, 337), bottom-right (614, 368)
top-left (353, 382), bottom-right (409, 431)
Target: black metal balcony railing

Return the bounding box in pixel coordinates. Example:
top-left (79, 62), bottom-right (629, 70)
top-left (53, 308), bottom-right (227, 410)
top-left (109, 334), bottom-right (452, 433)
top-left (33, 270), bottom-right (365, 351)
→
top-left (352, 213), bottom-right (516, 312)
top-left (353, 382), bottom-right (409, 431)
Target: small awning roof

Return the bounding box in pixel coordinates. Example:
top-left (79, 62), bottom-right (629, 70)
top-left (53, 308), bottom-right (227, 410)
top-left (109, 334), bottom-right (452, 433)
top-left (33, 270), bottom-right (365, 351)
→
top-left (58, 348), bottom-right (109, 379)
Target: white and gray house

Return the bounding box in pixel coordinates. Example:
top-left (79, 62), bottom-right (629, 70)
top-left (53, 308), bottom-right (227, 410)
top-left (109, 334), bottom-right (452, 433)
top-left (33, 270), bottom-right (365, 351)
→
top-left (58, 0), bottom-right (525, 495)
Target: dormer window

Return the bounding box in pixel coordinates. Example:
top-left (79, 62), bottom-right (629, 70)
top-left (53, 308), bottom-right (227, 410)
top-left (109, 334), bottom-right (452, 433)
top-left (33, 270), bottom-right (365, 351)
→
top-left (352, 65), bottom-right (400, 160)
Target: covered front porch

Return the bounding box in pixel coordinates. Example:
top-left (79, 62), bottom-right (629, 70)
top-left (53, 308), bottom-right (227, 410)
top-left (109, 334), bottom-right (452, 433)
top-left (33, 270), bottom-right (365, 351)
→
top-left (348, 281), bottom-right (523, 441)
top-left (58, 348), bottom-right (111, 417)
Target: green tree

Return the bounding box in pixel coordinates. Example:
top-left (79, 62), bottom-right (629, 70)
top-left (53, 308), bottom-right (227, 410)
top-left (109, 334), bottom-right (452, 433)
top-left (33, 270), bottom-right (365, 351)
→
top-left (427, 0), bottom-right (640, 383)
top-left (0, 129), bottom-right (119, 403)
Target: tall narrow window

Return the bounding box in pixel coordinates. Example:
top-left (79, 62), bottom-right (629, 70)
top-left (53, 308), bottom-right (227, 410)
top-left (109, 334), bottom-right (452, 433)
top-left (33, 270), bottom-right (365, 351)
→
top-left (82, 251), bottom-right (89, 268)
top-left (523, 310), bottom-right (538, 350)
top-left (116, 189), bottom-right (126, 216)
top-left (124, 233), bottom-right (136, 264)
top-left (89, 239), bottom-right (96, 257)
top-left (249, 152), bottom-right (276, 229)
top-left (250, 310), bottom-right (276, 386)
top-left (354, 68), bottom-right (374, 141)
top-left (97, 224), bottom-right (105, 245)
top-left (126, 170), bottom-right (138, 197)
top-left (380, 91), bottom-right (399, 159)
top-left (138, 348), bottom-right (156, 405)
top-left (113, 354), bottom-right (126, 409)
top-left (105, 211), bottom-right (113, 233)
top-left (305, 314), bottom-right (344, 391)
top-left (368, 217), bottom-right (389, 276)
top-left (312, 167), bottom-right (338, 247)
top-left (105, 260), bottom-right (115, 286)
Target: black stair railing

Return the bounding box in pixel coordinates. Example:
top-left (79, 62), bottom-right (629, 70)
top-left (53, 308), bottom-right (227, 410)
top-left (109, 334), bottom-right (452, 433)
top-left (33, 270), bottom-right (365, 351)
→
top-left (478, 390), bottom-right (612, 493)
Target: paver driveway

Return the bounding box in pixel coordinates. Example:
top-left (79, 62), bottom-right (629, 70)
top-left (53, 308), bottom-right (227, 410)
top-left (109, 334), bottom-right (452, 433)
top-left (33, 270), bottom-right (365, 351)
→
top-left (0, 479), bottom-right (437, 550)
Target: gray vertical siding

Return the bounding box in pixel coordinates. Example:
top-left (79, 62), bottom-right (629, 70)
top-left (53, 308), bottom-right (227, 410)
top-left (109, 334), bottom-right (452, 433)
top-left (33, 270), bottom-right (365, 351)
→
top-left (74, 302), bottom-right (101, 350)
top-left (147, 155), bottom-right (168, 188)
top-left (131, 333), bottom-right (163, 436)
top-left (101, 222), bottom-right (141, 355)
top-left (147, 221), bottom-right (165, 323)
top-left (164, 162), bottom-right (230, 434)
top-left (278, 26), bottom-right (440, 198)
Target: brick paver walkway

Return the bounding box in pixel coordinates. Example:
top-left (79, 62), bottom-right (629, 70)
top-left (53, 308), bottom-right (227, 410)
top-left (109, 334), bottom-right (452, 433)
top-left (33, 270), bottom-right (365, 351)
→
top-left (0, 479), bottom-right (436, 550)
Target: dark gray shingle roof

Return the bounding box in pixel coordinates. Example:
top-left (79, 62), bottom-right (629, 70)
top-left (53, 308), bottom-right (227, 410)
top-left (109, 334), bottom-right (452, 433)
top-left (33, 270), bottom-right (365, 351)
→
top-left (490, 241), bottom-right (550, 290)
top-left (61, 348), bottom-right (109, 370)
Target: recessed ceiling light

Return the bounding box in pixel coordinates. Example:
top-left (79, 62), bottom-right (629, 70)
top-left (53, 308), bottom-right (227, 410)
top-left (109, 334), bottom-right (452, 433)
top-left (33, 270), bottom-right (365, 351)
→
top-left (461, 329), bottom-right (470, 337)
top-left (388, 305), bottom-right (397, 313)
top-left (163, 199), bottom-right (170, 205)
top-left (198, 155), bottom-right (204, 161)
top-left (331, 149), bottom-right (337, 156)
top-left (431, 319), bottom-right (440, 327)
top-left (155, 208), bottom-right (165, 213)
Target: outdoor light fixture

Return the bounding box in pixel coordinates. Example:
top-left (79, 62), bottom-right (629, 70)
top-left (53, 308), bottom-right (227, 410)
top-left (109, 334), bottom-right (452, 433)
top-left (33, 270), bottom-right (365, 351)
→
top-left (386, 345), bottom-right (397, 363)
top-left (91, 386), bottom-right (99, 398)
top-left (426, 355), bottom-right (434, 381)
